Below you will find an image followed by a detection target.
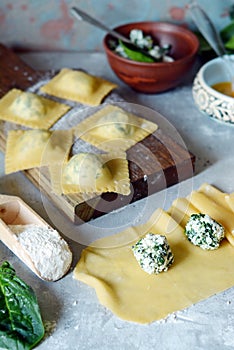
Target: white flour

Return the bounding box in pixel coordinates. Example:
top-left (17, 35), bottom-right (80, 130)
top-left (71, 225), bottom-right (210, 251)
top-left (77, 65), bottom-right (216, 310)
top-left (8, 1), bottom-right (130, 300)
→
top-left (9, 224), bottom-right (72, 281)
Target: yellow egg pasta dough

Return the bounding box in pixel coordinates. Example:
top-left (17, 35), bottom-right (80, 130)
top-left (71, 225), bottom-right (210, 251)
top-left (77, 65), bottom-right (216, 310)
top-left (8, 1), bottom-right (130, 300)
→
top-left (74, 104), bottom-right (158, 151)
top-left (5, 129), bottom-right (73, 174)
top-left (49, 151), bottom-right (130, 195)
top-left (40, 68), bottom-right (117, 106)
top-left (74, 183), bottom-right (234, 324)
top-left (198, 182), bottom-right (230, 210)
top-left (225, 193), bottom-right (234, 212)
top-left (197, 183), bottom-right (234, 217)
top-left (0, 88), bottom-right (70, 129)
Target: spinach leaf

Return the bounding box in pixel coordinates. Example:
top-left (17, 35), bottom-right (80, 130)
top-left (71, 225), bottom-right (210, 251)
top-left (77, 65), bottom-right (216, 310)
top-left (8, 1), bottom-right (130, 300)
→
top-left (194, 31), bottom-right (212, 52)
top-left (220, 21), bottom-right (234, 44)
top-left (225, 35), bottom-right (234, 50)
top-left (119, 40), bottom-right (155, 63)
top-left (0, 261), bottom-right (44, 350)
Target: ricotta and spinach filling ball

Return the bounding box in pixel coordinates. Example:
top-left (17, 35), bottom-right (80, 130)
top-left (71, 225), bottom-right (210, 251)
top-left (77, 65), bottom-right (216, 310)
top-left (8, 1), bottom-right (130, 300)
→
top-left (132, 233), bottom-right (174, 274)
top-left (185, 213), bottom-right (225, 250)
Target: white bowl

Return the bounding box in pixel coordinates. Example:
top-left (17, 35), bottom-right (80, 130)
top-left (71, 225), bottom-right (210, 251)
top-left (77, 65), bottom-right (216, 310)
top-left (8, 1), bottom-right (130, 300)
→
top-left (192, 56), bottom-right (234, 124)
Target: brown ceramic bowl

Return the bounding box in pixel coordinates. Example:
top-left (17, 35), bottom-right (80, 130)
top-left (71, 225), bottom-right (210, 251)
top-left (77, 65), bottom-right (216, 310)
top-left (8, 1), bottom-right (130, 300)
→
top-left (103, 21), bottom-right (199, 93)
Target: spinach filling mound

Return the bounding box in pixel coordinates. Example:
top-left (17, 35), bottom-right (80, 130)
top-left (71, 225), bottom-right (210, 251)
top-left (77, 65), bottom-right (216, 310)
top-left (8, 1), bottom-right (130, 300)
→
top-left (132, 233), bottom-right (174, 274)
top-left (185, 213), bottom-right (225, 250)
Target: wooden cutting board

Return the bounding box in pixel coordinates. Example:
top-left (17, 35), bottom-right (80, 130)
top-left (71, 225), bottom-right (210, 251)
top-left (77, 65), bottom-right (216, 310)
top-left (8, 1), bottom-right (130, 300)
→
top-left (0, 43), bottom-right (195, 223)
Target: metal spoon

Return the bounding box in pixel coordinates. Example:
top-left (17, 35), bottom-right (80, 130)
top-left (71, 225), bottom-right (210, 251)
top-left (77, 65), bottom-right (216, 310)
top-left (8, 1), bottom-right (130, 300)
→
top-left (70, 6), bottom-right (157, 61)
top-left (187, 1), bottom-right (234, 89)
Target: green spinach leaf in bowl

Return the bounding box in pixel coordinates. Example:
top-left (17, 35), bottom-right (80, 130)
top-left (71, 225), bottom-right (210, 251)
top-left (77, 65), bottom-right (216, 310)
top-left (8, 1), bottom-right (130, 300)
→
top-left (112, 29), bottom-right (174, 63)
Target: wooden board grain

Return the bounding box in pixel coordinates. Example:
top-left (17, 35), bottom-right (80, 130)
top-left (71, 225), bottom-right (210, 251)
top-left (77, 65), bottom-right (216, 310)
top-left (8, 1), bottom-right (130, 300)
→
top-left (0, 43), bottom-right (195, 223)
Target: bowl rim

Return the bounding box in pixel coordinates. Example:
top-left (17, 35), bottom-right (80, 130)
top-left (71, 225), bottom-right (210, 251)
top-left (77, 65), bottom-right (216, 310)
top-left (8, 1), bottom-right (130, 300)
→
top-left (103, 21), bottom-right (200, 67)
top-left (197, 55), bottom-right (234, 103)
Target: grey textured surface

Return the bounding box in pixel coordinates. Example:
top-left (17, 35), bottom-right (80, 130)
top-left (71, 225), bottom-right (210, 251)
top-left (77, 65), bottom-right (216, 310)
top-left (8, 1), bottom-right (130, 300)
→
top-left (1, 52), bottom-right (234, 350)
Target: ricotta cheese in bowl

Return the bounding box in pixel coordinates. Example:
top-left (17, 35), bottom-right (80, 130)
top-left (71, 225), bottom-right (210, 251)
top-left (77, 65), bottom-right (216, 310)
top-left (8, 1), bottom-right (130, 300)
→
top-left (112, 28), bottom-right (174, 63)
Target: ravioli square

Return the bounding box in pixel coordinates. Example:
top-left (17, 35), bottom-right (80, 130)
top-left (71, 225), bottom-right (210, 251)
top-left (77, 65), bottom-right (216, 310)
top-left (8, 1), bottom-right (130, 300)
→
top-left (5, 129), bottom-right (73, 174)
top-left (73, 104), bottom-right (158, 151)
top-left (49, 151), bottom-right (130, 195)
top-left (0, 89), bottom-right (70, 129)
top-left (40, 68), bottom-right (117, 106)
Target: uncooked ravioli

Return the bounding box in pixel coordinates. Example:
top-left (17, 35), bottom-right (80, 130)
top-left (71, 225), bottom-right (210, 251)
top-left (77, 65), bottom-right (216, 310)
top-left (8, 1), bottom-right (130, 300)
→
top-left (49, 151), bottom-right (131, 195)
top-left (40, 68), bottom-right (117, 106)
top-left (62, 153), bottom-right (112, 188)
top-left (5, 129), bottom-right (73, 174)
top-left (0, 88), bottom-right (70, 129)
top-left (74, 185), bottom-right (234, 324)
top-left (73, 104), bottom-right (158, 152)
top-left (93, 109), bottom-right (134, 138)
top-left (10, 91), bottom-right (45, 120)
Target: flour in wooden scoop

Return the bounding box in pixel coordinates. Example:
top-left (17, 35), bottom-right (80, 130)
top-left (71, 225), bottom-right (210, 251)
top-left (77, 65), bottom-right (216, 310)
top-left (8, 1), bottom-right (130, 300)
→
top-left (9, 224), bottom-right (72, 281)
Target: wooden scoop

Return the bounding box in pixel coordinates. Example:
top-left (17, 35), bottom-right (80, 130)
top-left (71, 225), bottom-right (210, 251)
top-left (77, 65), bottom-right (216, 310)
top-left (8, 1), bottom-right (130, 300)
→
top-left (0, 194), bottom-right (72, 281)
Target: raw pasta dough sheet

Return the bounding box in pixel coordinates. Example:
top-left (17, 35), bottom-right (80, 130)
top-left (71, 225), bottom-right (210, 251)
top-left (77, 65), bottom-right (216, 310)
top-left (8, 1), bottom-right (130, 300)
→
top-left (74, 184), bottom-right (234, 324)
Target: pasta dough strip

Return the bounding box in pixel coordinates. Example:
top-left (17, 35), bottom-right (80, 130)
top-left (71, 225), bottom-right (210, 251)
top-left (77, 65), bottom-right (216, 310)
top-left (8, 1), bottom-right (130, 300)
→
top-left (188, 191), bottom-right (234, 245)
top-left (198, 183), bottom-right (230, 210)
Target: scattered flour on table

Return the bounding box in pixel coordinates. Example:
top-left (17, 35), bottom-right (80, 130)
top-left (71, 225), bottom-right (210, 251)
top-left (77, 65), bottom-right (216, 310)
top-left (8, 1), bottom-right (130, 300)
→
top-left (9, 224), bottom-right (72, 281)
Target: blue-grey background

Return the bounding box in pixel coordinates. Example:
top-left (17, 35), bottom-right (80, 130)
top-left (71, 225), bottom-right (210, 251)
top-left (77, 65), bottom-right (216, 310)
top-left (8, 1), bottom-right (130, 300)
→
top-left (0, 0), bottom-right (233, 51)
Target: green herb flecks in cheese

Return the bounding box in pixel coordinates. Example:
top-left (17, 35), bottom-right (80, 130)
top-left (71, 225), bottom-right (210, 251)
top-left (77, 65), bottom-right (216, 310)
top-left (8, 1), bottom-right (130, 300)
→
top-left (132, 233), bottom-right (174, 274)
top-left (185, 213), bottom-right (225, 250)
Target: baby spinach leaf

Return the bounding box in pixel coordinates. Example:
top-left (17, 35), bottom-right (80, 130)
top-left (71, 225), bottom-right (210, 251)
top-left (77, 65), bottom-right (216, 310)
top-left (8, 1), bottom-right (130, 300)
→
top-left (119, 40), bottom-right (155, 63)
top-left (194, 31), bottom-right (212, 52)
top-left (0, 261), bottom-right (44, 350)
top-left (220, 21), bottom-right (234, 44)
top-left (225, 35), bottom-right (234, 50)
